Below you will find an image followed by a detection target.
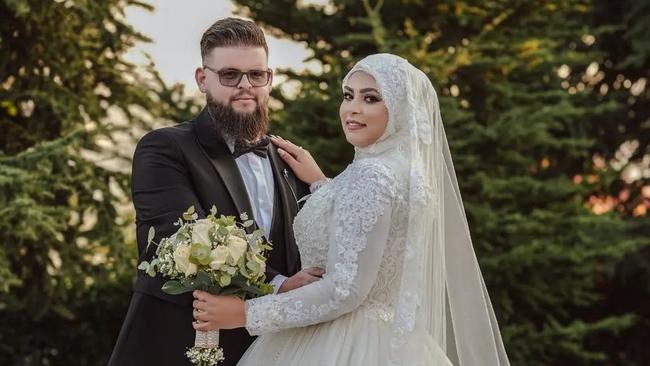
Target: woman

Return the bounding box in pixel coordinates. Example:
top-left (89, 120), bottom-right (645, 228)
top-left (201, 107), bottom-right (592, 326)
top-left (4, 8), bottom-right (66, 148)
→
top-left (192, 53), bottom-right (510, 366)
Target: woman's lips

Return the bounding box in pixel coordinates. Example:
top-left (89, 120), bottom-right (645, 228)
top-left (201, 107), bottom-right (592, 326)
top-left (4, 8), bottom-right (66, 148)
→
top-left (345, 120), bottom-right (366, 131)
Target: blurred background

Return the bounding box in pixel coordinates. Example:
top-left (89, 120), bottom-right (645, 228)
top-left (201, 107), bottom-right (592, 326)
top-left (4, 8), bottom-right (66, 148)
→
top-left (1, 0), bottom-right (649, 365)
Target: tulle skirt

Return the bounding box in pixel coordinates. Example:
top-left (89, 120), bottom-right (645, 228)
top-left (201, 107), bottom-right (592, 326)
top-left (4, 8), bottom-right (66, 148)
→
top-left (237, 307), bottom-right (453, 366)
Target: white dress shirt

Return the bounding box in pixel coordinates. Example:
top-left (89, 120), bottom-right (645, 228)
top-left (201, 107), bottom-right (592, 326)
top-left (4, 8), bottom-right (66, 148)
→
top-left (227, 140), bottom-right (287, 293)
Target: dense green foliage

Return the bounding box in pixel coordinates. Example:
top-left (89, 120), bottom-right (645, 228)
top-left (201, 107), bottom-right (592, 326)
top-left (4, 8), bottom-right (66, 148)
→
top-left (0, 0), bottom-right (195, 364)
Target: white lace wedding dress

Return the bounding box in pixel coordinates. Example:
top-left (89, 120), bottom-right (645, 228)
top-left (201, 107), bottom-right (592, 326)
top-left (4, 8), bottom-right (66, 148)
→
top-left (238, 149), bottom-right (452, 366)
top-left (237, 53), bottom-right (509, 366)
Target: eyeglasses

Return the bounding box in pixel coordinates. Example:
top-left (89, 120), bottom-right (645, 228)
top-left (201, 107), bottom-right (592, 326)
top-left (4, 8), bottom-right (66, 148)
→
top-left (203, 66), bottom-right (272, 87)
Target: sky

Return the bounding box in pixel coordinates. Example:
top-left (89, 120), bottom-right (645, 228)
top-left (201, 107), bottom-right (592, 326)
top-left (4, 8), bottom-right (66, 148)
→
top-left (124, 0), bottom-right (321, 93)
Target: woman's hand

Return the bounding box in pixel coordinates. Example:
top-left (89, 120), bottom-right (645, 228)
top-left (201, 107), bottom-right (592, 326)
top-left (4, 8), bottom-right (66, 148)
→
top-left (271, 136), bottom-right (327, 185)
top-left (192, 291), bottom-right (246, 331)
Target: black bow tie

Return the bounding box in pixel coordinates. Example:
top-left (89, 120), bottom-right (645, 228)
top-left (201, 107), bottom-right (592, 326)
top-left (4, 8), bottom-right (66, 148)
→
top-left (233, 137), bottom-right (270, 159)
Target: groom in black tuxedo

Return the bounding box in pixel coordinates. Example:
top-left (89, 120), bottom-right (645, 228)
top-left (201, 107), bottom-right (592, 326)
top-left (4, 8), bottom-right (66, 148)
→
top-left (109, 18), bottom-right (321, 366)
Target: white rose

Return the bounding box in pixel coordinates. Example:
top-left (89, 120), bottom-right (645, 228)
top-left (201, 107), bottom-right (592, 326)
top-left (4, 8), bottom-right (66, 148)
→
top-left (209, 246), bottom-right (229, 270)
top-left (226, 235), bottom-right (248, 264)
top-left (191, 219), bottom-right (213, 246)
top-left (174, 244), bottom-right (197, 276)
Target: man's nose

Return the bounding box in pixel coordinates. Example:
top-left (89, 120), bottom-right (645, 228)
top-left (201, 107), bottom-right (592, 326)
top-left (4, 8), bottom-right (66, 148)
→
top-left (236, 73), bottom-right (253, 88)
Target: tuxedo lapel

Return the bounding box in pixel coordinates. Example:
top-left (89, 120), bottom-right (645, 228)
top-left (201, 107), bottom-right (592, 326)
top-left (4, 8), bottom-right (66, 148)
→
top-left (267, 144), bottom-right (299, 216)
top-left (193, 108), bottom-right (255, 219)
top-left (267, 143), bottom-right (301, 274)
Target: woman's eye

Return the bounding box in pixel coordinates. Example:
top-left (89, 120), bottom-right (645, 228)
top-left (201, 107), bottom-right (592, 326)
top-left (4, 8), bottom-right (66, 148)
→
top-left (343, 92), bottom-right (353, 100)
top-left (364, 95), bottom-right (381, 103)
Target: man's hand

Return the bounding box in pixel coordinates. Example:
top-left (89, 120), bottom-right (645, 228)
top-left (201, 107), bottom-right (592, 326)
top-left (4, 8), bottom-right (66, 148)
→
top-left (278, 267), bottom-right (325, 294)
top-left (192, 291), bottom-right (246, 331)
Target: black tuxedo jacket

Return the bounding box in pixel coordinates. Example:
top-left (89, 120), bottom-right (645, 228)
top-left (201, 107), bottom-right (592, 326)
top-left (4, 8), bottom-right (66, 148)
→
top-left (109, 108), bottom-right (309, 366)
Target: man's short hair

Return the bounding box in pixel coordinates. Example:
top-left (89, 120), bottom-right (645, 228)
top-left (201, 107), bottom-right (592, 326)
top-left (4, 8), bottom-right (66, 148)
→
top-left (200, 17), bottom-right (269, 60)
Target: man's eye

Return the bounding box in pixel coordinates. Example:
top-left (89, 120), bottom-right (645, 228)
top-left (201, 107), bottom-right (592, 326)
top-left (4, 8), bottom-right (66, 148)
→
top-left (249, 71), bottom-right (265, 80)
top-left (221, 71), bottom-right (240, 80)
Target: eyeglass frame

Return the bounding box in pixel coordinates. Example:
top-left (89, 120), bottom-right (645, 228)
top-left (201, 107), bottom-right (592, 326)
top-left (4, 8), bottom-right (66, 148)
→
top-left (202, 65), bottom-right (273, 87)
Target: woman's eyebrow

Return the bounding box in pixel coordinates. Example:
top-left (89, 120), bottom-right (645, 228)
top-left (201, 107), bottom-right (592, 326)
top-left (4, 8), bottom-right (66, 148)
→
top-left (343, 86), bottom-right (380, 94)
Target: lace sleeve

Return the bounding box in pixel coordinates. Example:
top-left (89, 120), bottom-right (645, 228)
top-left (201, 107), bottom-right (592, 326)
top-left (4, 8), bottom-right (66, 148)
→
top-left (309, 177), bottom-right (332, 193)
top-left (245, 162), bottom-right (397, 335)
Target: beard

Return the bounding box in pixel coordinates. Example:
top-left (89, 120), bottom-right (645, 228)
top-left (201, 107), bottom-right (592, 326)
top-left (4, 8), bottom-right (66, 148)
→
top-left (206, 91), bottom-right (269, 143)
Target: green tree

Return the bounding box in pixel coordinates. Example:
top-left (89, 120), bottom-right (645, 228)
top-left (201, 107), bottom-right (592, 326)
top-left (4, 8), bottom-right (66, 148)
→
top-left (0, 0), bottom-right (196, 364)
top-left (586, 1), bottom-right (650, 362)
top-left (233, 0), bottom-right (649, 364)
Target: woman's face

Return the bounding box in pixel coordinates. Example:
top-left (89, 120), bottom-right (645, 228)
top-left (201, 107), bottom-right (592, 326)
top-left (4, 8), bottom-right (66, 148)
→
top-left (339, 71), bottom-right (389, 148)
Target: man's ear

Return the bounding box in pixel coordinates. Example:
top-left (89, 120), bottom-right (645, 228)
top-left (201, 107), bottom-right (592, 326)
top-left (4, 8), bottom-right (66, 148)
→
top-left (195, 67), bottom-right (207, 93)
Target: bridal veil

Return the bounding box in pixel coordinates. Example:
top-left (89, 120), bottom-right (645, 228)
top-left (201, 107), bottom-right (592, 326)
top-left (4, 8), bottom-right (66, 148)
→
top-left (343, 54), bottom-right (510, 366)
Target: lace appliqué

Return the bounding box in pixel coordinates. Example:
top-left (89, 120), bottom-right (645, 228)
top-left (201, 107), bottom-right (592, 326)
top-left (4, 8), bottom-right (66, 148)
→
top-left (332, 161), bottom-right (396, 301)
top-left (293, 184), bottom-right (331, 269)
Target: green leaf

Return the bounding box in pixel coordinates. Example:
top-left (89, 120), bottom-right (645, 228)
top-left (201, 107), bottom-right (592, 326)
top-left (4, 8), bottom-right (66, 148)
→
top-left (215, 285), bottom-right (245, 297)
top-left (238, 257), bottom-right (250, 279)
top-left (183, 205), bottom-right (197, 221)
top-left (147, 226), bottom-right (155, 245)
top-left (194, 270), bottom-right (212, 289)
top-left (248, 230), bottom-right (264, 246)
top-left (230, 276), bottom-right (249, 288)
top-left (146, 266), bottom-right (156, 277)
top-left (52, 304), bottom-right (75, 320)
top-left (219, 274), bottom-right (232, 287)
top-left (162, 280), bottom-right (194, 295)
top-left (137, 261), bottom-right (149, 271)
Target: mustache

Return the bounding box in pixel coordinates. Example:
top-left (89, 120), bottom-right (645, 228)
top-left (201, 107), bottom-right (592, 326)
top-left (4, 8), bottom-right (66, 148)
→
top-left (230, 91), bottom-right (257, 101)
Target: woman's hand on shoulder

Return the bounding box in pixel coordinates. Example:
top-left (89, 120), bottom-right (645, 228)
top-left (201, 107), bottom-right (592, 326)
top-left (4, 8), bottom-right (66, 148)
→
top-left (271, 136), bottom-right (326, 185)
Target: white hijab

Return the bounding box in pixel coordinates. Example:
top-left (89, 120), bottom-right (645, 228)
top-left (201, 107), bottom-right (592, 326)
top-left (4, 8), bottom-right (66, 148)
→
top-left (343, 54), bottom-right (510, 366)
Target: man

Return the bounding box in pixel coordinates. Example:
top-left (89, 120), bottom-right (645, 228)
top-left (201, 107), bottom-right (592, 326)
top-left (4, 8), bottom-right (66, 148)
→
top-left (109, 18), bottom-right (323, 366)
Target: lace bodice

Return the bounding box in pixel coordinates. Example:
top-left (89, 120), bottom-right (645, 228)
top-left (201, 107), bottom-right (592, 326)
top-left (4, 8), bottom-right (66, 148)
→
top-left (245, 151), bottom-right (409, 335)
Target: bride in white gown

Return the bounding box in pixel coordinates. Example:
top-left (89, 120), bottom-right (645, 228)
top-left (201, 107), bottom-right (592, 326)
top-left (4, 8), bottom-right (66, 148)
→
top-left (193, 53), bottom-right (510, 366)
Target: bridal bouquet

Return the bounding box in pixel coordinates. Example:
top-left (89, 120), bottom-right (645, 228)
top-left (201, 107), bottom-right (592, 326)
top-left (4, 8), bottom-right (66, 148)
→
top-left (138, 205), bottom-right (273, 366)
